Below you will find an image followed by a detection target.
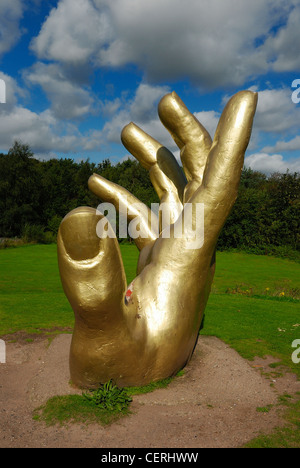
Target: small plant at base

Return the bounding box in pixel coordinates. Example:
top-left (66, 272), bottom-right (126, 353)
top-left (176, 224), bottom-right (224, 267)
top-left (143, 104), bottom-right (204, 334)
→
top-left (256, 404), bottom-right (273, 413)
top-left (82, 380), bottom-right (132, 412)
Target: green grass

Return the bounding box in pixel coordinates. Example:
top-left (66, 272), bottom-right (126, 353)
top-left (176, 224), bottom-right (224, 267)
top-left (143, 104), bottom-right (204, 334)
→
top-left (201, 294), bottom-right (300, 378)
top-left (0, 244), bottom-right (73, 334)
top-left (211, 250), bottom-right (300, 299)
top-left (244, 393), bottom-right (300, 448)
top-left (1, 243), bottom-right (299, 445)
top-left (0, 244), bottom-right (299, 376)
top-left (0, 243), bottom-right (140, 335)
top-left (33, 374), bottom-right (184, 427)
top-left (33, 394), bottom-right (131, 427)
top-left (125, 370), bottom-right (185, 396)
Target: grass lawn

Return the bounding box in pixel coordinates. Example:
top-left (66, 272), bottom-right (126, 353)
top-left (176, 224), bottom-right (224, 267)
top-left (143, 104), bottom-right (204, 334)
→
top-left (0, 244), bottom-right (73, 334)
top-left (0, 243), bottom-right (299, 375)
top-left (0, 244), bottom-right (299, 372)
top-left (0, 243), bottom-right (299, 446)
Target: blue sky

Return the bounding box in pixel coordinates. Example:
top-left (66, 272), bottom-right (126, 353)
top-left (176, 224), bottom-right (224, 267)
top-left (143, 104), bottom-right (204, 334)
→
top-left (0, 0), bottom-right (300, 173)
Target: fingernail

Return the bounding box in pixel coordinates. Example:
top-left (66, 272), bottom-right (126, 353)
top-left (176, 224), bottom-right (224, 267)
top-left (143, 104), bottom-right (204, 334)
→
top-left (59, 207), bottom-right (100, 261)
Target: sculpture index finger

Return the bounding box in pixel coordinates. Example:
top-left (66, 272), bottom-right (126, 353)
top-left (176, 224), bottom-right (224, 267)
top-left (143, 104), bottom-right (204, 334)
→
top-left (88, 173), bottom-right (158, 250)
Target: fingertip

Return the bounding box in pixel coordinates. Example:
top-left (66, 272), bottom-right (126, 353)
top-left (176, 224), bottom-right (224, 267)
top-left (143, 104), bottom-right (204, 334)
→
top-left (225, 90), bottom-right (258, 114)
top-left (217, 90), bottom-right (258, 140)
top-left (121, 122), bottom-right (161, 168)
top-left (121, 122), bottom-right (138, 147)
top-left (88, 173), bottom-right (116, 201)
top-left (158, 91), bottom-right (185, 124)
top-left (88, 172), bottom-right (103, 194)
top-left (58, 207), bottom-right (101, 261)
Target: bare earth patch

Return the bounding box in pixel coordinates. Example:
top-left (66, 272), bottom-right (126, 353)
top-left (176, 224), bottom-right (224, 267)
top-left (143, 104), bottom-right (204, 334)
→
top-left (0, 334), bottom-right (299, 448)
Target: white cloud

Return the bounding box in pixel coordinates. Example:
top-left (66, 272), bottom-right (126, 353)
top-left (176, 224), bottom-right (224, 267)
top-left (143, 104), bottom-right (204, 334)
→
top-left (0, 106), bottom-right (84, 154)
top-left (0, 0), bottom-right (23, 57)
top-left (0, 72), bottom-right (103, 156)
top-left (223, 86), bottom-right (299, 136)
top-left (0, 71), bottom-right (26, 112)
top-left (23, 62), bottom-right (98, 119)
top-left (253, 87), bottom-right (299, 133)
top-left (100, 98), bottom-right (122, 117)
top-left (263, 3), bottom-right (300, 72)
top-left (245, 152), bottom-right (300, 174)
top-left (30, 0), bottom-right (300, 88)
top-left (30, 0), bottom-right (112, 64)
top-left (101, 83), bottom-right (172, 145)
top-left (0, 71), bottom-right (172, 158)
top-left (130, 84), bottom-right (171, 123)
top-left (193, 110), bottom-right (220, 139)
top-left (95, 0), bottom-right (282, 86)
top-left (263, 135), bottom-right (300, 152)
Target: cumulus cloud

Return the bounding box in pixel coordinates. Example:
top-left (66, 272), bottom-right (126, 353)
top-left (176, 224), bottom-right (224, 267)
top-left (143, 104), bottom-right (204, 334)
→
top-left (263, 3), bottom-right (300, 72)
top-left (0, 0), bottom-right (23, 57)
top-left (223, 86), bottom-right (299, 136)
top-left (3, 0), bottom-right (300, 165)
top-left (193, 110), bottom-right (220, 139)
top-left (263, 135), bottom-right (300, 152)
top-left (0, 67), bottom-right (174, 157)
top-left (101, 83), bottom-right (172, 144)
top-left (0, 70), bottom-right (102, 156)
top-left (30, 0), bottom-right (300, 88)
top-left (253, 87), bottom-right (299, 133)
top-left (0, 104), bottom-right (91, 156)
top-left (245, 152), bottom-right (300, 174)
top-left (23, 62), bottom-right (98, 120)
top-left (30, 0), bottom-right (112, 64)
top-left (0, 71), bottom-right (26, 112)
top-left (0, 74), bottom-right (173, 158)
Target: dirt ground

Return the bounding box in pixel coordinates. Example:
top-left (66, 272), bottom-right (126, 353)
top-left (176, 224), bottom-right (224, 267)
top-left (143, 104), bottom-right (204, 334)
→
top-left (0, 333), bottom-right (299, 448)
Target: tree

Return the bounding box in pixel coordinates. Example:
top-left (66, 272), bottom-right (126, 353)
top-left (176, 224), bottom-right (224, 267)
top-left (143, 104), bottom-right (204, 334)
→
top-left (0, 142), bottom-right (43, 236)
top-left (0, 143), bottom-right (298, 254)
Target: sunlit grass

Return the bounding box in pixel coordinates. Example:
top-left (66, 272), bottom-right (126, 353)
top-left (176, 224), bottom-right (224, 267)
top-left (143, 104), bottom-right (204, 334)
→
top-left (33, 393), bottom-right (131, 427)
top-left (1, 243), bottom-right (299, 445)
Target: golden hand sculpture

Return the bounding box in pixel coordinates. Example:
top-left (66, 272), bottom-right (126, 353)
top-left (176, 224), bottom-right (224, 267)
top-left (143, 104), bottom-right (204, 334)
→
top-left (57, 90), bottom-right (257, 388)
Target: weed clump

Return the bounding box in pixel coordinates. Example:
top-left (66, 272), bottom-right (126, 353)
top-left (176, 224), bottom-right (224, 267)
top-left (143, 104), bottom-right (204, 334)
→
top-left (83, 380), bottom-right (132, 412)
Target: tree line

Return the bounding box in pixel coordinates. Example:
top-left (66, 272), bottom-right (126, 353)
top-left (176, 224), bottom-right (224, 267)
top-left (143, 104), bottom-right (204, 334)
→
top-left (0, 142), bottom-right (299, 259)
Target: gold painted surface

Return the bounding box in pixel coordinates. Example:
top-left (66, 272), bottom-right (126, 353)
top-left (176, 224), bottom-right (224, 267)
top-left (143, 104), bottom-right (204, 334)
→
top-left (57, 90), bottom-right (258, 388)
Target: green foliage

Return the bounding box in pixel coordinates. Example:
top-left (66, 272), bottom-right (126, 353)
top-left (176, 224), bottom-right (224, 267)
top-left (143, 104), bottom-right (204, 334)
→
top-left (33, 394), bottom-right (129, 427)
top-left (1, 245), bottom-right (299, 381)
top-left (126, 372), bottom-right (184, 396)
top-left (1, 244), bottom-right (299, 444)
top-left (82, 380), bottom-right (132, 412)
top-left (245, 394), bottom-right (300, 448)
top-left (21, 223), bottom-right (56, 244)
top-left (1, 142), bottom-right (299, 256)
top-left (33, 376), bottom-right (183, 427)
top-left (218, 168), bottom-right (300, 253)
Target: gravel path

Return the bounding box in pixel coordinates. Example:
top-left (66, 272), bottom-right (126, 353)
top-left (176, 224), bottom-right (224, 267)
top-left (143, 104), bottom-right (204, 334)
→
top-left (0, 333), bottom-right (299, 448)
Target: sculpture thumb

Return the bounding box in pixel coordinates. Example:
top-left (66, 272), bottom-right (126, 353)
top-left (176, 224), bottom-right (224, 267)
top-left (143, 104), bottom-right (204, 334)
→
top-left (57, 206), bottom-right (127, 328)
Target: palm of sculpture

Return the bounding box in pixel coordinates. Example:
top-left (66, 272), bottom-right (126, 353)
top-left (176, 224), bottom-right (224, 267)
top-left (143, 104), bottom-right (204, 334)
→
top-left (57, 90), bottom-right (257, 388)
